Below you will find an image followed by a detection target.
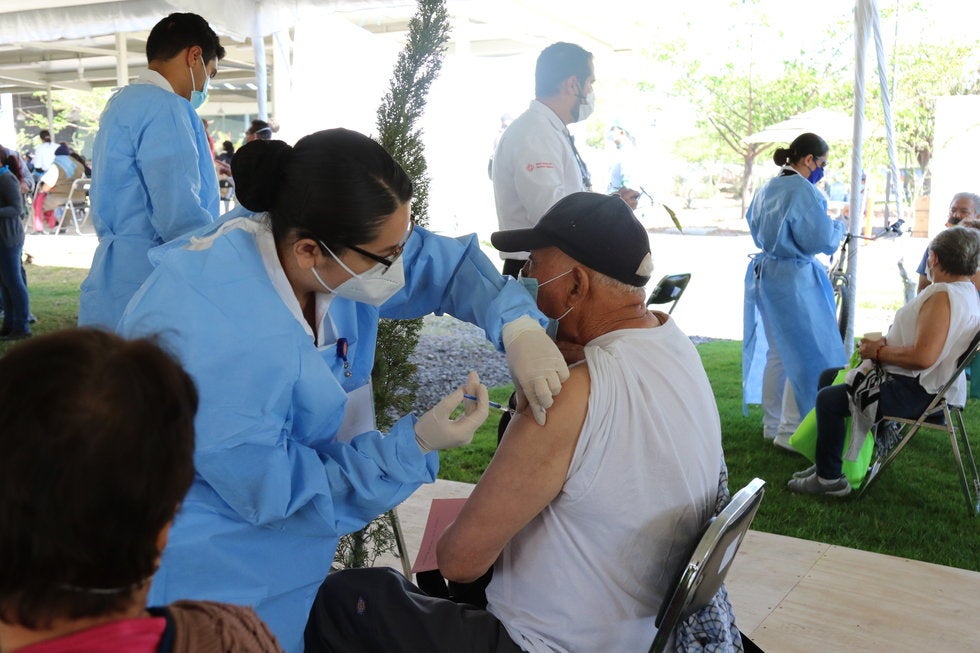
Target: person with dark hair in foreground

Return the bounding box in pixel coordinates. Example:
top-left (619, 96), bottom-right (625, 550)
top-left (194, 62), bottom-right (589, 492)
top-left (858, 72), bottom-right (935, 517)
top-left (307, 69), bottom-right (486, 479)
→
top-left (0, 329), bottom-right (283, 652)
top-left (306, 193), bottom-right (741, 652)
top-left (79, 12), bottom-right (226, 329)
top-left (119, 128), bottom-right (568, 652)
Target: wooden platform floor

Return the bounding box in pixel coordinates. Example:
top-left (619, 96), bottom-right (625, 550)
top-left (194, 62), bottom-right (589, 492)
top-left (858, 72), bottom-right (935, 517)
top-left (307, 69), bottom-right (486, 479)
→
top-left (378, 480), bottom-right (980, 652)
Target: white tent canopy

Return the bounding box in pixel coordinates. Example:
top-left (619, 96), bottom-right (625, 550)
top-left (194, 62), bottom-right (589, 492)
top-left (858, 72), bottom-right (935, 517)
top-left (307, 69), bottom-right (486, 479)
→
top-left (744, 108), bottom-right (877, 144)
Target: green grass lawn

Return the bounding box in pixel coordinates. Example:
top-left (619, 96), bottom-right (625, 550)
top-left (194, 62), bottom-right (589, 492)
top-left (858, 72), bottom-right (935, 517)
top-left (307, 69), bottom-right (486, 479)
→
top-left (9, 267), bottom-right (980, 572)
top-left (0, 265), bottom-right (85, 355)
top-left (440, 341), bottom-right (980, 573)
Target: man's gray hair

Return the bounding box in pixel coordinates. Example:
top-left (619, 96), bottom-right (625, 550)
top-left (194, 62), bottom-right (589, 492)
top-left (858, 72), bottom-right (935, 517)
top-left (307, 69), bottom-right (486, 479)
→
top-left (952, 192), bottom-right (980, 216)
top-left (591, 270), bottom-right (648, 297)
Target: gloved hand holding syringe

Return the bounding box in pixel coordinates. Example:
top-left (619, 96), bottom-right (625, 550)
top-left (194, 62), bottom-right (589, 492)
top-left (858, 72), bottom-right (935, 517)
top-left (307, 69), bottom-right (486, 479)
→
top-left (463, 394), bottom-right (516, 415)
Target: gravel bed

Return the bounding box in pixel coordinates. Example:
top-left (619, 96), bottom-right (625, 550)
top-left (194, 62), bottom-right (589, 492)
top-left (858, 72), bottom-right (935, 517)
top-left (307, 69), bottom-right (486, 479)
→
top-left (408, 314), bottom-right (723, 411)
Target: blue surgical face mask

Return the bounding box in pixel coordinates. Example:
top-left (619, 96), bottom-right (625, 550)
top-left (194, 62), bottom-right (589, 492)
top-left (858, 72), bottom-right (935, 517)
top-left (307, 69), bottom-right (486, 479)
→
top-left (517, 268), bottom-right (574, 340)
top-left (807, 165), bottom-right (824, 185)
top-left (189, 58), bottom-right (210, 110)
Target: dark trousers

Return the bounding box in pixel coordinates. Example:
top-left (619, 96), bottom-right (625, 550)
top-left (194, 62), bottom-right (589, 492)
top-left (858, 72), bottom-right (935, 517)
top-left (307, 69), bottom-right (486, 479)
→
top-left (305, 568), bottom-right (524, 653)
top-left (0, 240), bottom-right (29, 334)
top-left (814, 368), bottom-right (934, 478)
top-left (501, 258), bottom-right (526, 279)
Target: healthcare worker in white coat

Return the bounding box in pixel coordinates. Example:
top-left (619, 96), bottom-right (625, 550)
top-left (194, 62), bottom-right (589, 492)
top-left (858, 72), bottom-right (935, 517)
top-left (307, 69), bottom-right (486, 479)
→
top-left (119, 128), bottom-right (569, 652)
top-left (743, 132), bottom-right (847, 450)
top-left (78, 12), bottom-right (224, 329)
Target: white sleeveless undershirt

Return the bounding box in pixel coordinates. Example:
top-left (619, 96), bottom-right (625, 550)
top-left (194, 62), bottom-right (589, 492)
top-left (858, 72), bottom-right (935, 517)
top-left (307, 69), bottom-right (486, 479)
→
top-left (486, 319), bottom-right (723, 652)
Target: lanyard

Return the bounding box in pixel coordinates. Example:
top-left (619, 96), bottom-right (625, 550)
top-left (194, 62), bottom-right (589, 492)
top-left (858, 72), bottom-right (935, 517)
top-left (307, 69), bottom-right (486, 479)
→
top-left (565, 132), bottom-right (592, 191)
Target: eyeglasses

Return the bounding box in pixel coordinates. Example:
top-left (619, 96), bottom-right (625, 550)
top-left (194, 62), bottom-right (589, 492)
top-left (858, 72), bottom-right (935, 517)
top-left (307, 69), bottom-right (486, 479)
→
top-left (337, 221), bottom-right (415, 269)
top-left (815, 156), bottom-right (829, 169)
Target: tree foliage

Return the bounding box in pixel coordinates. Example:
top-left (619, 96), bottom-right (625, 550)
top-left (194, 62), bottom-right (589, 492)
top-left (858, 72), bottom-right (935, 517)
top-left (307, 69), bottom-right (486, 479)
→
top-left (371, 0), bottom-right (450, 431)
top-left (675, 56), bottom-right (849, 213)
top-left (17, 88), bottom-right (111, 154)
top-left (887, 42), bottom-right (980, 171)
top-left (334, 0), bottom-right (450, 571)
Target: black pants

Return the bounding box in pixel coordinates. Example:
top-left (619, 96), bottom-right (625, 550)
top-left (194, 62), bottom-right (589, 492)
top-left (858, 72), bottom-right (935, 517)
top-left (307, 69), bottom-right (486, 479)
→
top-left (814, 369), bottom-right (934, 478)
top-left (304, 568), bottom-right (523, 653)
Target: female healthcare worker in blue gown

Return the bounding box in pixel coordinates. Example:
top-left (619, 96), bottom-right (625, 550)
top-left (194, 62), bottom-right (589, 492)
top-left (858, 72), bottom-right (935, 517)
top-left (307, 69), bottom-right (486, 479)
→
top-left (119, 129), bottom-right (568, 652)
top-left (743, 132), bottom-right (847, 449)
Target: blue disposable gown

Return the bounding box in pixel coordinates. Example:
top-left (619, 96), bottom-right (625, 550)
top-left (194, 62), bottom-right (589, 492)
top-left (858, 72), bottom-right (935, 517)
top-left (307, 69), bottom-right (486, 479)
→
top-left (119, 217), bottom-right (546, 652)
top-left (78, 80), bottom-right (218, 329)
top-left (742, 170), bottom-right (847, 416)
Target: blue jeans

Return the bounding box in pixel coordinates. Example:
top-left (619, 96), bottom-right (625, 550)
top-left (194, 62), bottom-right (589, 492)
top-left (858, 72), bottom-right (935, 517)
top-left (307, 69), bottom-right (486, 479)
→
top-left (814, 369), bottom-right (933, 479)
top-left (0, 241), bottom-right (30, 334)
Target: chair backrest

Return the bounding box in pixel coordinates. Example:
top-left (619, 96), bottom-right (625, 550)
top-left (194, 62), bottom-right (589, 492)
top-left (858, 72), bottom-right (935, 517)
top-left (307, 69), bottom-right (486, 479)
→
top-left (66, 177), bottom-right (90, 203)
top-left (913, 327), bottom-right (980, 416)
top-left (649, 477), bottom-right (766, 653)
top-left (646, 273), bottom-right (692, 314)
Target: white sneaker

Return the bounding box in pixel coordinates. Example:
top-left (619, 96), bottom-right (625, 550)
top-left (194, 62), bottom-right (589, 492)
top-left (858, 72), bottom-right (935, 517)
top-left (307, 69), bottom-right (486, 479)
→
top-left (773, 434), bottom-right (797, 452)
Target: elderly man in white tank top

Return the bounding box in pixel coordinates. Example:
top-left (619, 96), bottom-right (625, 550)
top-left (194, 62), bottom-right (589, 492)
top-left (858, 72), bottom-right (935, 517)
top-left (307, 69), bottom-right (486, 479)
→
top-left (305, 192), bottom-right (742, 653)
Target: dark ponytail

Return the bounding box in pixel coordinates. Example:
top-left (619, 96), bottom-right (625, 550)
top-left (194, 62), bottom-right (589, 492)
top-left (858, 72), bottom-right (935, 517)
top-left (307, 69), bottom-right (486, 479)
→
top-left (231, 128), bottom-right (413, 251)
top-left (772, 132), bottom-right (828, 166)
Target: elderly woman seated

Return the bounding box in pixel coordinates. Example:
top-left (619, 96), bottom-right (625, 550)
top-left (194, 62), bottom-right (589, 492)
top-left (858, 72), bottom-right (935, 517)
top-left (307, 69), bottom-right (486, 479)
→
top-left (789, 226), bottom-right (980, 497)
top-left (0, 329), bottom-right (283, 652)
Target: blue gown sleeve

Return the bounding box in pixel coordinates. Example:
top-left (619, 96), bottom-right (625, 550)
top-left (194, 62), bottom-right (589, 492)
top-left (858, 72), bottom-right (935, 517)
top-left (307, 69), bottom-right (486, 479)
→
top-left (379, 227), bottom-right (547, 349)
top-left (135, 102), bottom-right (216, 241)
top-left (194, 412), bottom-right (437, 537)
top-left (119, 250), bottom-right (438, 539)
top-left (788, 190), bottom-right (844, 256)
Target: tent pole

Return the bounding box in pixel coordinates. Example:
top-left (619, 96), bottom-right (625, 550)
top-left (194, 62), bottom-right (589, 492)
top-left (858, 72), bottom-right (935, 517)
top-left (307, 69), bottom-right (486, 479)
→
top-left (115, 31), bottom-right (129, 87)
top-left (45, 86), bottom-right (54, 132)
top-left (253, 18), bottom-right (268, 121)
top-left (846, 0), bottom-right (873, 349)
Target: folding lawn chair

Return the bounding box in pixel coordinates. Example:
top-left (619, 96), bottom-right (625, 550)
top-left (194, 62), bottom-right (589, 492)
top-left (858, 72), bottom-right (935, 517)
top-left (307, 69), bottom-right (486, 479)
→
top-left (859, 329), bottom-right (980, 516)
top-left (646, 273), bottom-right (691, 315)
top-left (648, 477), bottom-right (766, 653)
top-left (55, 177), bottom-right (91, 235)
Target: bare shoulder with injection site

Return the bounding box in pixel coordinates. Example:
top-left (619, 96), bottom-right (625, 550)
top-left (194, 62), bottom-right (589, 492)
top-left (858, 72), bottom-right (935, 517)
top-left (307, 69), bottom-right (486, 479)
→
top-left (436, 365), bottom-right (590, 582)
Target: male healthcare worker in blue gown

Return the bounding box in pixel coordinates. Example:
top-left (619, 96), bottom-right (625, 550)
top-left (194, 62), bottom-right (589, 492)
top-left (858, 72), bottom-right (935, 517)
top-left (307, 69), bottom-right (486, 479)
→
top-left (78, 13), bottom-right (224, 329)
top-left (743, 159), bottom-right (847, 439)
top-left (119, 213), bottom-right (566, 652)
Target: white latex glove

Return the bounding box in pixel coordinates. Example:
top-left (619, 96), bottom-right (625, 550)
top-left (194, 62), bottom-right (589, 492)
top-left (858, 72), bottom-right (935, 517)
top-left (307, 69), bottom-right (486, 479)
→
top-left (415, 371), bottom-right (490, 453)
top-left (502, 316), bottom-right (570, 426)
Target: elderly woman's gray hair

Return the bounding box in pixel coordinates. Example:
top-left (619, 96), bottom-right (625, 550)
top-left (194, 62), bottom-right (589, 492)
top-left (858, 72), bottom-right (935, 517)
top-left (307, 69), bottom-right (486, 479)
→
top-left (930, 225), bottom-right (980, 276)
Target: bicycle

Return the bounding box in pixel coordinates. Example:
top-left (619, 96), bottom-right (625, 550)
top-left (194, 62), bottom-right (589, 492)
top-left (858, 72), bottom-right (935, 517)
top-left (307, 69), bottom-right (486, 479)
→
top-left (827, 218), bottom-right (906, 342)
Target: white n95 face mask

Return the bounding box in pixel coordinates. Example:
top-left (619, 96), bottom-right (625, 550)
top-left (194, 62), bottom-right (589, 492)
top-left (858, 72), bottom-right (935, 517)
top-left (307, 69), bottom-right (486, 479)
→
top-left (312, 244), bottom-right (406, 306)
top-left (576, 90), bottom-right (595, 122)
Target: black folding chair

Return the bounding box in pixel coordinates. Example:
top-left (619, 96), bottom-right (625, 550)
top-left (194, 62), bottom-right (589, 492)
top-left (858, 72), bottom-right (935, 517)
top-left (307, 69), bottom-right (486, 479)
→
top-left (649, 477), bottom-right (766, 653)
top-left (646, 273), bottom-right (691, 315)
top-left (859, 329), bottom-right (980, 516)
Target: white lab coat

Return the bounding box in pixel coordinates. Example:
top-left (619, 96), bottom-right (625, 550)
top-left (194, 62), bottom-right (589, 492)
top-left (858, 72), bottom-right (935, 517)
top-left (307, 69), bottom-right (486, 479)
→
top-left (492, 100), bottom-right (587, 260)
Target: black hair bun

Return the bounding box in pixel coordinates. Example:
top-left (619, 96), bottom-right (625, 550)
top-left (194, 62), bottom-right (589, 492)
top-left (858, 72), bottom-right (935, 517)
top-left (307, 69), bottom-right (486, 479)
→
top-left (772, 147), bottom-right (790, 166)
top-left (231, 139), bottom-right (293, 212)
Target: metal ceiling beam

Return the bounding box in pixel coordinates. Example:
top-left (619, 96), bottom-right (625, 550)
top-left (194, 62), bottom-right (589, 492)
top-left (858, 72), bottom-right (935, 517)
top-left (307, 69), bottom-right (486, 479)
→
top-left (20, 40), bottom-right (115, 57)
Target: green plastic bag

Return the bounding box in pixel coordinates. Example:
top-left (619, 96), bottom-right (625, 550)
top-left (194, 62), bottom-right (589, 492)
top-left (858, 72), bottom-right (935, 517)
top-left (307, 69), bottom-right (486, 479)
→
top-left (787, 367), bottom-right (875, 489)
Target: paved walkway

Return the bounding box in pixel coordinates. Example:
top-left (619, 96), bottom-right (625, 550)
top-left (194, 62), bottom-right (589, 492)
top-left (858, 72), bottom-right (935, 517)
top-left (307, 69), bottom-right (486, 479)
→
top-left (22, 225), bottom-right (931, 342)
top-left (380, 479), bottom-right (980, 652)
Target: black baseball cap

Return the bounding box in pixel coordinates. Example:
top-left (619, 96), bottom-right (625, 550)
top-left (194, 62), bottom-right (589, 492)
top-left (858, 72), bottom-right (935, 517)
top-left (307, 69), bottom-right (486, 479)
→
top-left (492, 192), bottom-right (653, 286)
